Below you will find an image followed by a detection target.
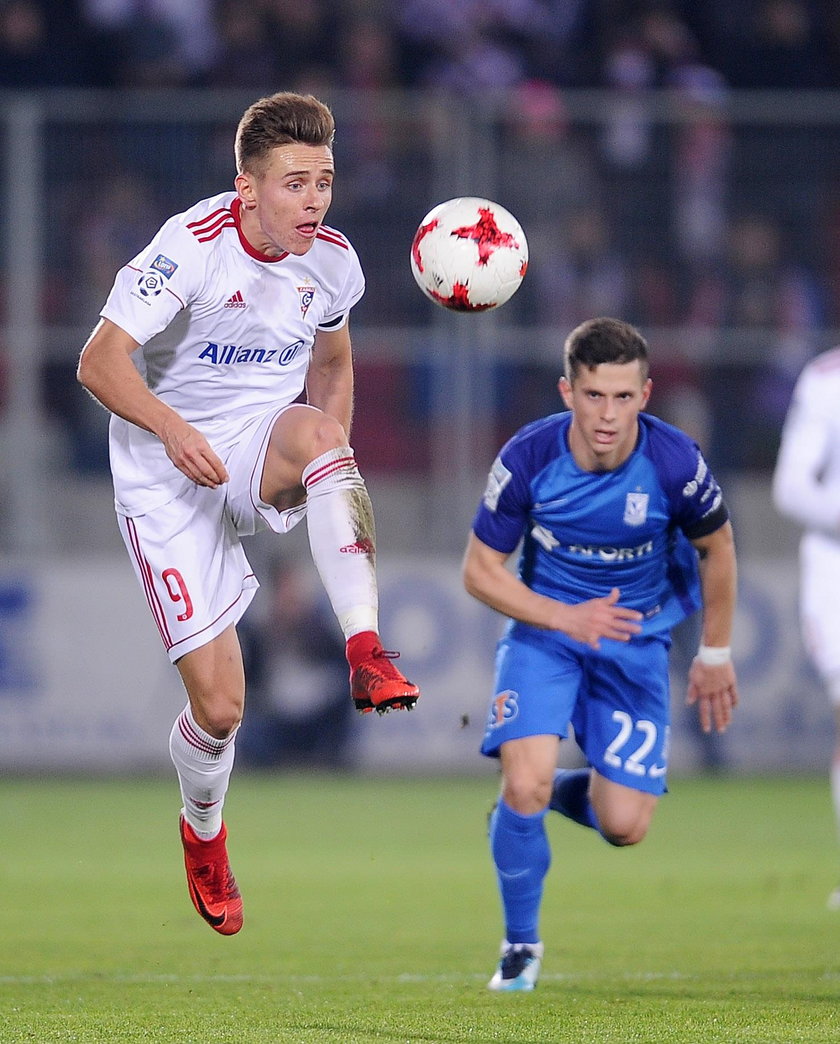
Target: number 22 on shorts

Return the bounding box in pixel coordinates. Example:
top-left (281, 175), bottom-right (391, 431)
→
top-left (604, 710), bottom-right (667, 779)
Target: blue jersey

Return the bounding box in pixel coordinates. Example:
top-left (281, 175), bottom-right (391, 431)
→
top-left (472, 411), bottom-right (728, 638)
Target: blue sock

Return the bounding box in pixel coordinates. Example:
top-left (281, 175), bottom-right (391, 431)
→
top-left (489, 799), bottom-right (550, 945)
top-left (549, 768), bottom-right (600, 831)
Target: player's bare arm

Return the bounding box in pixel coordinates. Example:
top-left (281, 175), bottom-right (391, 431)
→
top-left (462, 533), bottom-right (642, 648)
top-left (305, 322), bottom-right (354, 436)
top-left (77, 318), bottom-right (228, 488)
top-left (686, 520), bottom-right (739, 733)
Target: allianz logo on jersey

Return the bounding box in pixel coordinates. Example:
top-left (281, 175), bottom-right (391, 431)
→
top-left (197, 340), bottom-right (305, 367)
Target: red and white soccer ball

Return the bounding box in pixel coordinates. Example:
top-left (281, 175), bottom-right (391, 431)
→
top-left (410, 197), bottom-right (529, 312)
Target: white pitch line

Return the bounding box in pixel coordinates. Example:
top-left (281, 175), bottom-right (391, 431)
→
top-left (0, 970), bottom-right (697, 986)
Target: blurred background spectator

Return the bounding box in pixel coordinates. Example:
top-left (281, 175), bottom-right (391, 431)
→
top-left (532, 204), bottom-right (633, 330)
top-left (687, 211), bottom-right (824, 474)
top-left (79, 0), bottom-right (219, 86)
top-left (237, 556), bottom-right (358, 771)
top-left (209, 0), bottom-right (282, 89)
top-left (685, 0), bottom-right (840, 90)
top-left (0, 0), bottom-right (93, 86)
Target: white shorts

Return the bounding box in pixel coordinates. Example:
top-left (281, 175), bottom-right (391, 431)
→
top-left (117, 403), bottom-right (310, 662)
top-left (800, 534), bottom-right (840, 695)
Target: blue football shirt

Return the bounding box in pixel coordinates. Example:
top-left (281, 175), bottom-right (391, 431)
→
top-left (472, 411), bottom-right (728, 638)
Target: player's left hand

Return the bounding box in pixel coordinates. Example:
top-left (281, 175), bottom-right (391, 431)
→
top-left (686, 659), bottom-right (738, 733)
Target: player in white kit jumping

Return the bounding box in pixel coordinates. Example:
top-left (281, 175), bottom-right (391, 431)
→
top-left (773, 346), bottom-right (840, 909)
top-left (77, 92), bottom-right (419, 936)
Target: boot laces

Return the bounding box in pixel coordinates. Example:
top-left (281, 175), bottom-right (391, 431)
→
top-left (192, 857), bottom-right (238, 900)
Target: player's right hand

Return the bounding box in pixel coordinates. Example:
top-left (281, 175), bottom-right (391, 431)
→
top-left (564, 587), bottom-right (643, 649)
top-left (160, 418), bottom-right (229, 488)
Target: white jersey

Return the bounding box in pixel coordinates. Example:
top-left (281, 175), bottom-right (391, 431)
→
top-left (773, 347), bottom-right (840, 681)
top-left (100, 191), bottom-right (365, 516)
top-left (773, 348), bottom-right (840, 539)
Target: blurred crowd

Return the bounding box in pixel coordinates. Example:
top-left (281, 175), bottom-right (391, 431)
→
top-left (2, 0), bottom-right (840, 92)
top-left (3, 0), bottom-right (840, 480)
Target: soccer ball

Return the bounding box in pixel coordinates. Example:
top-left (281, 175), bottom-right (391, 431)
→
top-left (410, 197), bottom-right (528, 312)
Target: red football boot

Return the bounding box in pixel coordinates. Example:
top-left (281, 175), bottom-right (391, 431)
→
top-left (179, 816), bottom-right (243, 936)
top-left (346, 631), bottom-right (420, 715)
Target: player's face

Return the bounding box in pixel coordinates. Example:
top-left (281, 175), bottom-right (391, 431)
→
top-left (235, 144), bottom-right (334, 257)
top-left (559, 361), bottom-right (651, 472)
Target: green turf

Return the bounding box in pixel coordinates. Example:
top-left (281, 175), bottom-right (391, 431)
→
top-left (1, 772), bottom-right (839, 1043)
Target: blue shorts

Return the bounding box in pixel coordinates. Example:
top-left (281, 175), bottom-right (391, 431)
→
top-left (480, 623), bottom-right (672, 795)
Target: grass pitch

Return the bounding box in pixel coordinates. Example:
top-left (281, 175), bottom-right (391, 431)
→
top-left (1, 772), bottom-right (839, 1043)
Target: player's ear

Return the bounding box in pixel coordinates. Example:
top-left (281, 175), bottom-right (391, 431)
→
top-left (235, 171), bottom-right (257, 209)
top-left (558, 376), bottom-right (573, 409)
top-left (641, 377), bottom-right (652, 408)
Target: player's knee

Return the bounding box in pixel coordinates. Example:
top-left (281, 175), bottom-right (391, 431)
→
top-left (502, 776), bottom-right (552, 816)
top-left (598, 812), bottom-right (650, 847)
top-left (195, 700), bottom-right (243, 740)
top-left (305, 412), bottom-right (348, 459)
top-left (602, 825), bottom-right (646, 847)
top-left (267, 406), bottom-right (350, 483)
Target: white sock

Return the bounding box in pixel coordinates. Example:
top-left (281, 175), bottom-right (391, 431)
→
top-left (169, 704), bottom-right (236, 840)
top-left (303, 446), bottom-right (379, 639)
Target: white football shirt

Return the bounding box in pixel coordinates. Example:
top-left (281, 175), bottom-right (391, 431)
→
top-left (773, 348), bottom-right (840, 537)
top-left (100, 191), bottom-right (365, 516)
top-left (773, 347), bottom-right (840, 680)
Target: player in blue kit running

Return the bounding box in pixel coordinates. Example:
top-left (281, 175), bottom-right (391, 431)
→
top-left (463, 317), bottom-right (739, 991)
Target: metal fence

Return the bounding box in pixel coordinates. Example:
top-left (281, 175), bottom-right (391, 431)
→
top-left (2, 87), bottom-right (840, 554)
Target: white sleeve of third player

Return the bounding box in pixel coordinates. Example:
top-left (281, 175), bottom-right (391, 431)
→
top-left (773, 368), bottom-right (840, 535)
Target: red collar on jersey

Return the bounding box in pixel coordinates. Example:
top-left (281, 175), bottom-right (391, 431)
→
top-left (231, 197), bottom-right (289, 263)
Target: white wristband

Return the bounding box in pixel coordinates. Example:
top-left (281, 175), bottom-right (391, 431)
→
top-left (696, 645), bottom-right (732, 666)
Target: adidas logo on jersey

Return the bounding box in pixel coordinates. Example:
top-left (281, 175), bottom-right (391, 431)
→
top-left (224, 290), bottom-right (246, 309)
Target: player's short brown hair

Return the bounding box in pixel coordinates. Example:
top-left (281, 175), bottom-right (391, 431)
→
top-left (235, 92), bottom-right (335, 175)
top-left (564, 317), bottom-right (650, 383)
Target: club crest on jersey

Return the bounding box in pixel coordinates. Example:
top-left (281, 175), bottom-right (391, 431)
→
top-left (487, 690), bottom-right (519, 730)
top-left (623, 491), bottom-right (649, 526)
top-left (297, 283), bottom-right (316, 318)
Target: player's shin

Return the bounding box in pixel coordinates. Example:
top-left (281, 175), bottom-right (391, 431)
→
top-left (303, 446), bottom-right (419, 714)
top-left (169, 705), bottom-right (236, 840)
top-left (302, 446), bottom-right (379, 638)
top-left (489, 799), bottom-right (550, 945)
